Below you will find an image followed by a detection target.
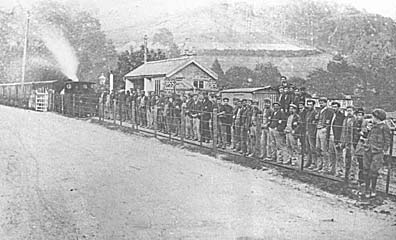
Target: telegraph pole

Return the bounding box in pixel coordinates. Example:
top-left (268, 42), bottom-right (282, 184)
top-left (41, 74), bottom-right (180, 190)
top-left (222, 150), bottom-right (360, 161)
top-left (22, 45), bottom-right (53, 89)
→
top-left (21, 11), bottom-right (30, 97)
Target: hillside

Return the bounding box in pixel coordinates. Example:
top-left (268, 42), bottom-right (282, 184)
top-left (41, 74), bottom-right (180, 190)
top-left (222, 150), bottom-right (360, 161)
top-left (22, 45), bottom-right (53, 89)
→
top-left (106, 2), bottom-right (315, 53)
top-left (103, 0), bottom-right (396, 79)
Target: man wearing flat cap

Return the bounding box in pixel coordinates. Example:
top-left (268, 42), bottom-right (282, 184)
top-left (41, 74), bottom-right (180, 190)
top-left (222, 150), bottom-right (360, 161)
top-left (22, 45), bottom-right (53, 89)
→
top-left (325, 101), bottom-right (345, 175)
top-left (283, 103), bottom-right (300, 165)
top-left (201, 92), bottom-right (213, 143)
top-left (239, 99), bottom-right (252, 155)
top-left (304, 99), bottom-right (318, 168)
top-left (341, 105), bottom-right (363, 183)
top-left (268, 102), bottom-right (286, 162)
top-left (248, 100), bottom-right (262, 157)
top-left (218, 97), bottom-right (233, 149)
top-left (232, 99), bottom-right (242, 151)
top-left (259, 98), bottom-right (273, 159)
top-left (362, 108), bottom-right (391, 198)
top-left (312, 97), bottom-right (334, 171)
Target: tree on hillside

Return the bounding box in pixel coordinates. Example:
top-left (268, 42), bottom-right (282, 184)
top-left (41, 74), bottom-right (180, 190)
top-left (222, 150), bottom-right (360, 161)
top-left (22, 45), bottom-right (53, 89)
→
top-left (222, 63), bottom-right (282, 89)
top-left (210, 59), bottom-right (226, 89)
top-left (0, 1), bottom-right (118, 83)
top-left (114, 45), bottom-right (166, 89)
top-left (253, 62), bottom-right (281, 87)
top-left (224, 66), bottom-right (255, 89)
top-left (152, 28), bottom-right (181, 58)
top-left (30, 1), bottom-right (118, 82)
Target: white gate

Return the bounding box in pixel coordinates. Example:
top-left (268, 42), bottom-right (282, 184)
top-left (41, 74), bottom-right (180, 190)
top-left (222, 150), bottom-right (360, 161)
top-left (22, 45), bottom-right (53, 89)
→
top-left (35, 92), bottom-right (48, 112)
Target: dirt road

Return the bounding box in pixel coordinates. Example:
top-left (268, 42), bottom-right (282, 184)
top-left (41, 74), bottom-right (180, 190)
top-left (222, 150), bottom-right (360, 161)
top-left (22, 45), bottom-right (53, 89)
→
top-left (1, 105), bottom-right (395, 239)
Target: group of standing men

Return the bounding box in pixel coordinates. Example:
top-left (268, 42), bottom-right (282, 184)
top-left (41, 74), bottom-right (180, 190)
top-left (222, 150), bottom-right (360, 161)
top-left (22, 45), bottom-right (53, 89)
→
top-left (101, 76), bottom-right (392, 198)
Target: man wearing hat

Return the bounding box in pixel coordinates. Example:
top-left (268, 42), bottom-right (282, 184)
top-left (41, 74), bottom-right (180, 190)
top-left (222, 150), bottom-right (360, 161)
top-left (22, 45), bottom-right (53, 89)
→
top-left (259, 98), bottom-right (273, 159)
top-left (353, 107), bottom-right (366, 185)
top-left (190, 93), bottom-right (203, 141)
top-left (283, 103), bottom-right (300, 165)
top-left (278, 87), bottom-right (287, 113)
top-left (268, 101), bottom-right (286, 162)
top-left (362, 108), bottom-right (391, 198)
top-left (213, 96), bottom-right (223, 146)
top-left (218, 97), bottom-right (233, 149)
top-left (297, 101), bottom-right (307, 153)
top-left (312, 97), bottom-right (334, 171)
top-left (304, 99), bottom-right (318, 168)
top-left (201, 92), bottom-right (213, 143)
top-left (184, 93), bottom-right (194, 139)
top-left (325, 101), bottom-right (345, 175)
top-left (239, 99), bottom-right (252, 155)
top-left (232, 99), bottom-right (242, 151)
top-left (341, 106), bottom-right (362, 182)
top-left (248, 100), bottom-right (262, 157)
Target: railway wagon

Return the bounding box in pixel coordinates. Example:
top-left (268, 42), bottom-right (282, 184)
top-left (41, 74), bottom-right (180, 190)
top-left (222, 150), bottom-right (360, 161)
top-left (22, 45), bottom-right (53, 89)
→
top-left (0, 80), bottom-right (98, 116)
top-left (0, 80), bottom-right (62, 107)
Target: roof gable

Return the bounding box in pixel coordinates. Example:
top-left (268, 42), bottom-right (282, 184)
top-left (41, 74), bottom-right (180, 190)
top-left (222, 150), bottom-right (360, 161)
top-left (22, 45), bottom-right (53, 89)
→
top-left (167, 60), bottom-right (218, 80)
top-left (124, 57), bottom-right (218, 80)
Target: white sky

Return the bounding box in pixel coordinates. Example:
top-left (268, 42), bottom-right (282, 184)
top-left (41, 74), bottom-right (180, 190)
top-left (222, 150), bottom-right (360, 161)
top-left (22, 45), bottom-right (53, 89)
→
top-left (1, 0), bottom-right (395, 21)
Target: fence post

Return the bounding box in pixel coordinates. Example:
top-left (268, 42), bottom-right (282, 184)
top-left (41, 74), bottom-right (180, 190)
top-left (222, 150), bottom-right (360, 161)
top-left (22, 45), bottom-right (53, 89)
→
top-left (98, 98), bottom-right (102, 121)
top-left (181, 107), bottom-right (185, 145)
top-left (52, 92), bottom-right (55, 111)
top-left (61, 94), bottom-right (64, 114)
top-left (300, 129), bottom-right (305, 171)
top-left (256, 113), bottom-right (262, 158)
top-left (154, 104), bottom-right (158, 138)
top-left (131, 101), bottom-right (136, 130)
top-left (119, 100), bottom-right (123, 126)
top-left (200, 112), bottom-right (203, 147)
top-left (386, 131), bottom-right (394, 194)
top-left (91, 96), bottom-right (96, 118)
top-left (102, 99), bottom-right (105, 122)
top-left (72, 94), bottom-right (76, 116)
top-left (78, 96), bottom-right (82, 118)
top-left (213, 108), bottom-right (218, 157)
top-left (169, 113), bottom-right (172, 141)
top-left (113, 99), bottom-right (117, 124)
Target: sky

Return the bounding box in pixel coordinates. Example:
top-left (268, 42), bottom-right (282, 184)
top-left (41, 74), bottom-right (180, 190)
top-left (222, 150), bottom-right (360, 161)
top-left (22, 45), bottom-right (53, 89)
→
top-left (1, 0), bottom-right (396, 27)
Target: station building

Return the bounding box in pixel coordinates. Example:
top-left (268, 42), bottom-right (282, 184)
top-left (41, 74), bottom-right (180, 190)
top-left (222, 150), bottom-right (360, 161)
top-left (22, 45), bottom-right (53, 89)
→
top-left (124, 57), bottom-right (218, 94)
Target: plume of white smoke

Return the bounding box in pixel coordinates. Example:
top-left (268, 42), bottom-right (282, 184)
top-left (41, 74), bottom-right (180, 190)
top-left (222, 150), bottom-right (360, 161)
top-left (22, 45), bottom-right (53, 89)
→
top-left (38, 26), bottom-right (79, 81)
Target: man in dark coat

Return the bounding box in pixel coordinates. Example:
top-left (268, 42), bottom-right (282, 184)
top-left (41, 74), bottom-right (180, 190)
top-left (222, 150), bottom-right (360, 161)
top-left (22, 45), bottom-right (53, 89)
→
top-left (201, 92), bottom-right (213, 143)
top-left (232, 99), bottom-right (242, 151)
top-left (218, 97), bottom-right (233, 149)
top-left (283, 104), bottom-right (300, 165)
top-left (313, 97), bottom-right (334, 171)
top-left (297, 101), bottom-right (307, 154)
top-left (268, 102), bottom-right (286, 162)
top-left (324, 101), bottom-right (345, 175)
top-left (341, 106), bottom-right (363, 182)
top-left (239, 99), bottom-right (251, 155)
top-left (304, 99), bottom-right (317, 168)
top-left (363, 109), bottom-right (391, 198)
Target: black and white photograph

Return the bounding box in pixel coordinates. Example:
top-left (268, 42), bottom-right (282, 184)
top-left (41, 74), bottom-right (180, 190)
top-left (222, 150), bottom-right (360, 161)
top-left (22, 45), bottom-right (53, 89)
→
top-left (0, 0), bottom-right (396, 239)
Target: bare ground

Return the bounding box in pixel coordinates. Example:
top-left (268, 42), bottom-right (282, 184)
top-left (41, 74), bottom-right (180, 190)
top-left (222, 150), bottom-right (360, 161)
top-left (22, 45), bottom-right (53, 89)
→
top-left (1, 105), bottom-right (396, 240)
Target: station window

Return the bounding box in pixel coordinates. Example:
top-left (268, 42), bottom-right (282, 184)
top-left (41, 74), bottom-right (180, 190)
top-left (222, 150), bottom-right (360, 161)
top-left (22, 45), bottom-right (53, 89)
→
top-left (193, 80), bottom-right (204, 89)
top-left (155, 79), bottom-right (161, 95)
